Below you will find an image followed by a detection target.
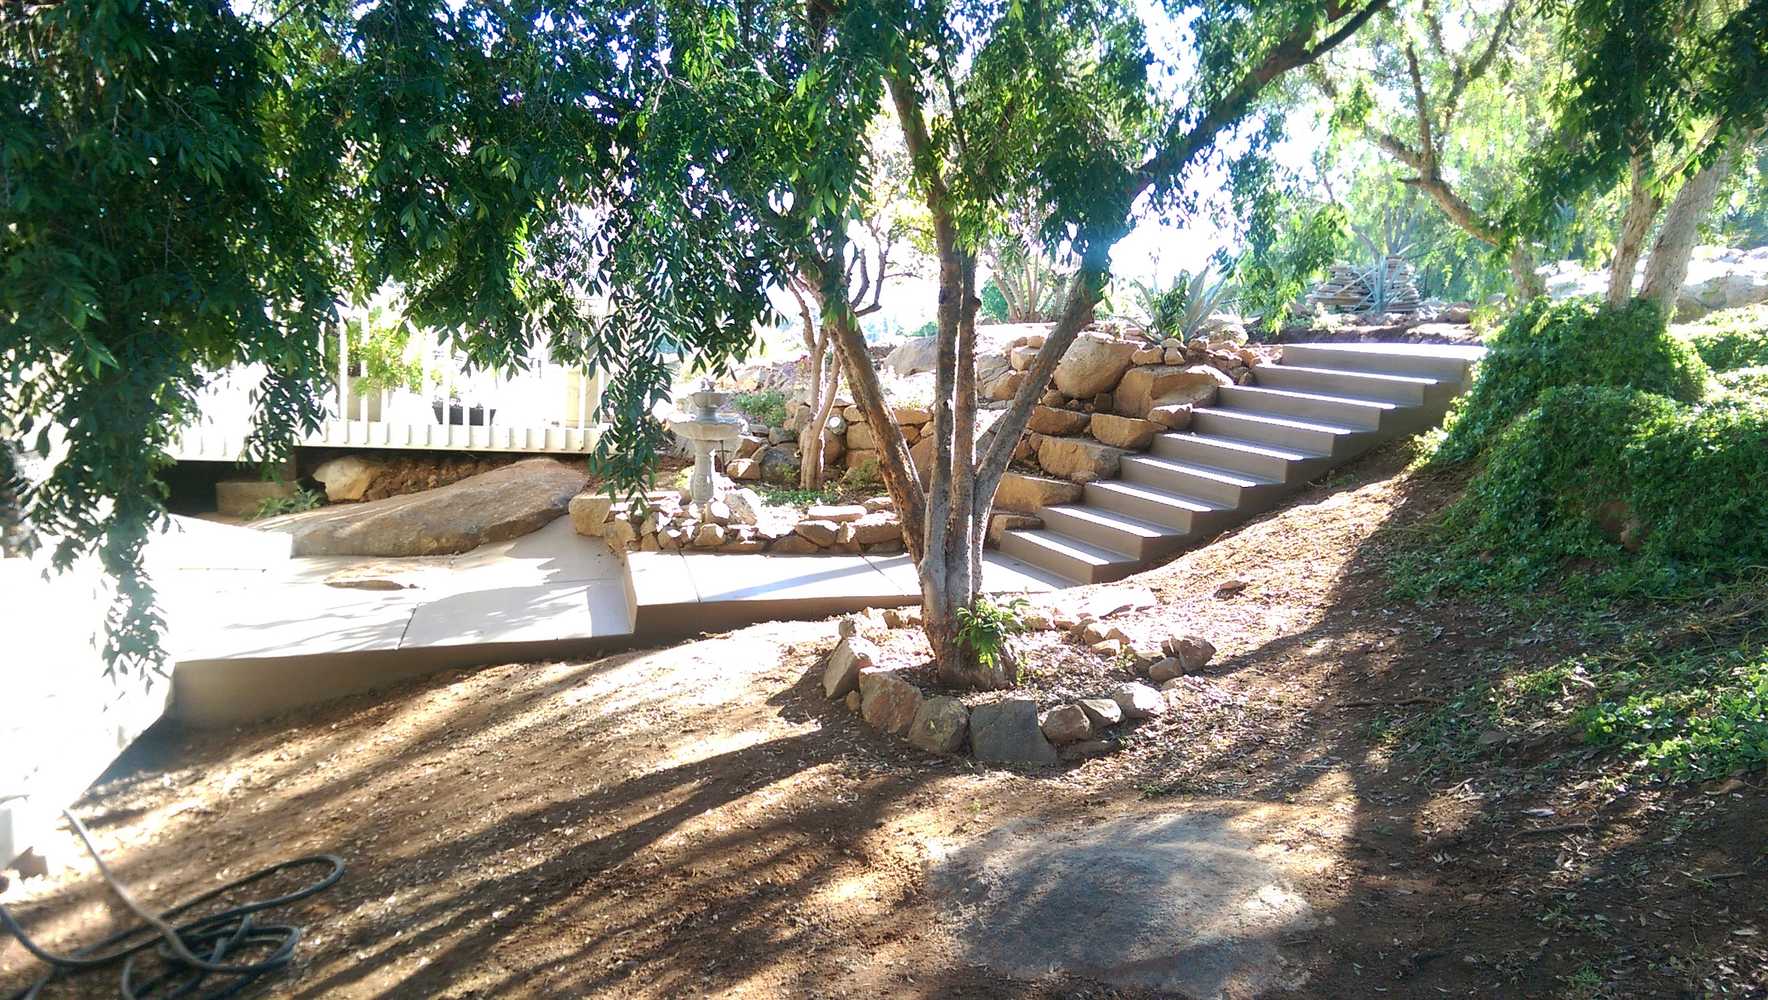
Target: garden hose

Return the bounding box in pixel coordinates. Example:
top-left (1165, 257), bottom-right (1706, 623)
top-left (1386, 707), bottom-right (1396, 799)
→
top-left (1, 809), bottom-right (344, 999)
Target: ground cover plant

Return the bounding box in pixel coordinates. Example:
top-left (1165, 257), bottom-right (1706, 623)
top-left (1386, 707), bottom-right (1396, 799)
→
top-left (1675, 303), bottom-right (1768, 372)
top-left (1432, 295), bottom-right (1710, 465)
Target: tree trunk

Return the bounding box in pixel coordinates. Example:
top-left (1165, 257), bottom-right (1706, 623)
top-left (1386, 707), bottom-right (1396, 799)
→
top-left (1607, 154), bottom-right (1661, 308)
top-left (1508, 243), bottom-right (1544, 301)
top-left (1640, 134), bottom-right (1752, 312)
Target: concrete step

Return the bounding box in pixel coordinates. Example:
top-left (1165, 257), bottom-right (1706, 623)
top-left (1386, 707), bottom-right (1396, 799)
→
top-left (998, 528), bottom-right (1141, 584)
top-left (1250, 363), bottom-right (1440, 405)
top-left (1191, 407), bottom-right (1368, 456)
top-left (1150, 431), bottom-right (1329, 481)
top-left (1040, 503), bottom-right (1190, 558)
top-left (1279, 342), bottom-right (1482, 385)
top-left (1217, 385), bottom-right (1395, 431)
top-left (1118, 455), bottom-right (1277, 507)
top-left (1085, 478), bottom-right (1235, 531)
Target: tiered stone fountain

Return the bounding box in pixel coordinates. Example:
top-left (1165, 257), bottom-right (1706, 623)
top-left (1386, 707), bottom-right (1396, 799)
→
top-left (670, 381), bottom-right (743, 504)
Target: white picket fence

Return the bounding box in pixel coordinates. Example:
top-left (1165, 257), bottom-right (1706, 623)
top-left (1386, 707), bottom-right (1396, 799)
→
top-left (169, 335), bottom-right (606, 462)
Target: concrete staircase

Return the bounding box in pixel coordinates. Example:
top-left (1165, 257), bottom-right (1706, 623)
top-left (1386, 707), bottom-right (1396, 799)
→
top-left (998, 341), bottom-right (1485, 584)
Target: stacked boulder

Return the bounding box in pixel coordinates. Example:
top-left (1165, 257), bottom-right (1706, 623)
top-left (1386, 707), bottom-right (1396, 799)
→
top-left (1007, 329), bottom-right (1267, 487)
top-left (822, 608), bottom-right (1216, 766)
top-left (724, 402), bottom-right (934, 486)
top-left (569, 489), bottom-right (907, 556)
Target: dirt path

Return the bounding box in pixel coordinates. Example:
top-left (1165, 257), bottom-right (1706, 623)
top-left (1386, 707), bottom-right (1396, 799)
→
top-left (4, 445), bottom-right (1763, 999)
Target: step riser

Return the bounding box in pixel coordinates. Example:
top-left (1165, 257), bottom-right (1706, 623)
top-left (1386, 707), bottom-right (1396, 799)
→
top-left (1117, 459), bottom-right (1247, 507)
top-left (1151, 435), bottom-right (1298, 481)
top-left (1086, 483), bottom-right (1204, 530)
top-left (998, 532), bottom-right (1135, 584)
top-left (1279, 344), bottom-right (1474, 383)
top-left (1217, 386), bottom-right (1387, 430)
top-left (1191, 409), bottom-right (1347, 455)
top-left (1040, 506), bottom-right (1198, 558)
top-left (1252, 365), bottom-right (1428, 405)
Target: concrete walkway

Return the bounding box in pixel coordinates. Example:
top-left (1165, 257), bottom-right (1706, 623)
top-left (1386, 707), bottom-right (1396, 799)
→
top-left (156, 517), bottom-right (1065, 724)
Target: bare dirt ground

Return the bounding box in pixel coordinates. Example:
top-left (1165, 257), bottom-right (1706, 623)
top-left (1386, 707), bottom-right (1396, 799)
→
top-left (4, 443), bottom-right (1764, 999)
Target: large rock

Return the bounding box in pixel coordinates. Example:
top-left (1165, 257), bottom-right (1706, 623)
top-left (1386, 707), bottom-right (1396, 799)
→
top-left (312, 456), bottom-right (382, 502)
top-left (756, 445), bottom-right (799, 484)
top-left (843, 512), bottom-right (902, 545)
top-left (1163, 634), bottom-right (1217, 671)
top-left (1039, 704), bottom-right (1093, 745)
top-left (568, 493), bottom-right (613, 536)
top-left (860, 669), bottom-right (924, 736)
top-left (994, 471), bottom-right (1083, 512)
top-left (846, 422), bottom-right (880, 452)
top-left (1036, 436), bottom-right (1127, 483)
top-left (823, 636), bottom-right (878, 699)
top-left (794, 519), bottom-right (841, 547)
top-left (908, 696), bottom-right (969, 754)
top-left (1052, 333), bottom-right (1139, 398)
top-left (1114, 364), bottom-right (1232, 418)
top-left (1028, 405), bottom-right (1091, 436)
top-left (1110, 681), bottom-right (1168, 720)
top-left (970, 699), bottom-right (1060, 766)
top-left (262, 457), bottom-right (585, 557)
top-left (885, 335), bottom-right (940, 376)
top-left (1088, 413), bottom-right (1160, 450)
top-left (1077, 697), bottom-right (1123, 729)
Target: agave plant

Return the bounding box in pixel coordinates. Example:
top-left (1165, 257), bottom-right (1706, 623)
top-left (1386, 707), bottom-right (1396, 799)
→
top-left (1347, 208), bottom-right (1421, 315)
top-left (1129, 265), bottom-right (1234, 342)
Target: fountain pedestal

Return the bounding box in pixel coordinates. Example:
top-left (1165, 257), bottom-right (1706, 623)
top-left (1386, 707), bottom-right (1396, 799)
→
top-left (670, 386), bottom-right (743, 505)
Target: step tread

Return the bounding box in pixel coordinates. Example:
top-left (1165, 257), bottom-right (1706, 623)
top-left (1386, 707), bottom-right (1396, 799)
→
top-left (1006, 529), bottom-right (1139, 566)
top-left (1088, 477), bottom-right (1237, 511)
top-left (1280, 341), bottom-right (1487, 361)
top-left (1160, 431), bottom-right (1329, 462)
top-left (1119, 454), bottom-right (1280, 489)
top-left (1258, 363), bottom-right (1445, 387)
top-left (1045, 503), bottom-right (1187, 539)
top-left (1221, 385), bottom-right (1401, 411)
top-left (1195, 406), bottom-right (1367, 436)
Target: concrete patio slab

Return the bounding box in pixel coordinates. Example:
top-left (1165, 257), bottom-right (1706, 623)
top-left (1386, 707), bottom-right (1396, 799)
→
top-left (400, 579), bottom-right (631, 649)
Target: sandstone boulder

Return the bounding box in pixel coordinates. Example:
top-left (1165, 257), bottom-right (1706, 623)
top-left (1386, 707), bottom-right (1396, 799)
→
top-left (860, 669), bottom-right (924, 736)
top-left (1114, 364), bottom-right (1232, 418)
top-left (994, 472), bottom-right (1083, 512)
top-left (908, 696), bottom-right (970, 754)
top-left (823, 635), bottom-right (878, 699)
top-left (1052, 332), bottom-right (1139, 398)
top-left (1036, 436), bottom-right (1127, 483)
top-left (312, 456), bottom-right (382, 502)
top-left (795, 519), bottom-right (841, 547)
top-left (1077, 697), bottom-right (1123, 729)
top-left (1088, 413), bottom-right (1161, 450)
top-left (987, 512), bottom-right (1041, 546)
top-left (886, 335), bottom-right (940, 376)
top-left (568, 493), bottom-right (613, 536)
top-left (1110, 681), bottom-right (1167, 720)
top-left (807, 504), bottom-right (866, 523)
top-left (847, 422), bottom-right (880, 452)
top-left (1147, 403), bottom-right (1194, 430)
top-left (264, 458), bottom-right (584, 557)
top-left (1039, 704), bottom-right (1093, 745)
top-left (1028, 405), bottom-right (1091, 436)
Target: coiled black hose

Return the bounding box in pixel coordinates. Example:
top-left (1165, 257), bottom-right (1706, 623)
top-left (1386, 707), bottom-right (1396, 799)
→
top-left (1, 810), bottom-right (344, 1000)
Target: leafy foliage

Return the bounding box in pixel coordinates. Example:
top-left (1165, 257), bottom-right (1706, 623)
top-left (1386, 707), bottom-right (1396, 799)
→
top-left (1433, 296), bottom-right (1709, 464)
top-left (954, 596), bottom-right (1031, 678)
top-left (250, 488), bottom-right (325, 521)
top-left (323, 303), bottom-right (428, 397)
top-left (1674, 304), bottom-right (1768, 372)
top-left (1129, 267), bottom-right (1233, 342)
top-left (1403, 385), bottom-right (1768, 597)
top-left (732, 390), bottom-right (789, 429)
top-left (1233, 198), bottom-right (1346, 334)
top-left (1717, 365), bottom-right (1768, 396)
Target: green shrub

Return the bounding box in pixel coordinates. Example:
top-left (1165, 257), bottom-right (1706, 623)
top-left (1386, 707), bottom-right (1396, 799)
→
top-left (1718, 365), bottom-right (1768, 397)
top-left (1675, 303), bottom-right (1768, 372)
top-left (1400, 386), bottom-right (1768, 597)
top-left (1434, 297), bottom-right (1710, 465)
top-left (731, 389), bottom-right (788, 428)
top-left (250, 487), bottom-right (324, 520)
